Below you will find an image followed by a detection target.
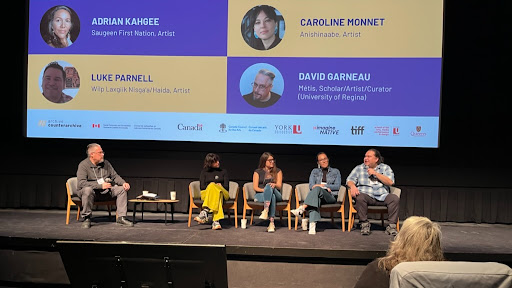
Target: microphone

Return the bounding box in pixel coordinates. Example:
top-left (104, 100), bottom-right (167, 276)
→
top-left (365, 166), bottom-right (377, 180)
top-left (105, 177), bottom-right (113, 184)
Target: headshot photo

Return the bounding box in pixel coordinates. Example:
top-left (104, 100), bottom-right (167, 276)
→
top-left (39, 60), bottom-right (80, 104)
top-left (240, 63), bottom-right (284, 108)
top-left (40, 5), bottom-right (80, 48)
top-left (241, 5), bottom-right (285, 51)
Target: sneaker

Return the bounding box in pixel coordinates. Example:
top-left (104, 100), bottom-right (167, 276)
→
top-left (81, 218), bottom-right (91, 229)
top-left (291, 206), bottom-right (304, 217)
top-left (267, 222), bottom-right (275, 233)
top-left (360, 221), bottom-right (371, 236)
top-left (308, 222), bottom-right (316, 235)
top-left (212, 221), bottom-right (222, 230)
top-left (301, 218), bottom-right (309, 231)
top-left (194, 210), bottom-right (209, 224)
top-left (385, 224), bottom-right (398, 236)
top-left (259, 209), bottom-right (269, 220)
top-left (116, 216), bottom-right (134, 227)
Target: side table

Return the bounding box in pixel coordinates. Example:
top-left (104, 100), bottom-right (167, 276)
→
top-left (129, 199), bottom-right (179, 225)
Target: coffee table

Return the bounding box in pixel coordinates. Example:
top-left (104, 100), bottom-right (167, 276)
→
top-left (129, 199), bottom-right (179, 225)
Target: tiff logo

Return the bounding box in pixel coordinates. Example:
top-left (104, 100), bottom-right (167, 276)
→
top-left (351, 126), bottom-right (365, 135)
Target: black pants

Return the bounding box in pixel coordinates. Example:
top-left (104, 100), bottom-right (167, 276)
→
top-left (355, 193), bottom-right (399, 224)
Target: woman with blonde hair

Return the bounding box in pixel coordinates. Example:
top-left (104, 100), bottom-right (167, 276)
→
top-left (354, 216), bottom-right (444, 288)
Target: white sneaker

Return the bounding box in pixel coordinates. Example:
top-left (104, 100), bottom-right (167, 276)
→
top-left (259, 210), bottom-right (269, 220)
top-left (308, 222), bottom-right (316, 235)
top-left (301, 219), bottom-right (309, 231)
top-left (267, 222), bottom-right (275, 233)
top-left (291, 206), bottom-right (304, 217)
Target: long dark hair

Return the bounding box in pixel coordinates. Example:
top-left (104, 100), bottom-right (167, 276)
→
top-left (203, 153), bottom-right (220, 169)
top-left (369, 148), bottom-right (384, 164)
top-left (45, 6), bottom-right (74, 48)
top-left (248, 5), bottom-right (278, 46)
top-left (258, 152), bottom-right (278, 180)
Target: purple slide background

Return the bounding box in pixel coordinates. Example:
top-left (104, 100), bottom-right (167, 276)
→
top-left (227, 57), bottom-right (442, 116)
top-left (28, 0), bottom-right (228, 56)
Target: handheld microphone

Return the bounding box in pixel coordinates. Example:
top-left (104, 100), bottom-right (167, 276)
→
top-left (105, 177), bottom-right (113, 184)
top-left (365, 166), bottom-right (377, 180)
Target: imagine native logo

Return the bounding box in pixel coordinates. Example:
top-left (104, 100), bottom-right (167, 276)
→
top-left (313, 125), bottom-right (339, 135)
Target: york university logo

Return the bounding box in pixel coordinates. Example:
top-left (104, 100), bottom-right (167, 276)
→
top-left (275, 124), bottom-right (302, 134)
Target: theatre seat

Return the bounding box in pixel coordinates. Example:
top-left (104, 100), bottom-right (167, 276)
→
top-left (187, 181), bottom-right (240, 228)
top-left (242, 182), bottom-right (292, 229)
top-left (65, 177), bottom-right (116, 224)
top-left (390, 261), bottom-right (512, 288)
top-left (294, 183), bottom-right (347, 231)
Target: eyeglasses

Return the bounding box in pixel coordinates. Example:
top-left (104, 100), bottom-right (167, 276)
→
top-left (252, 82), bottom-right (271, 91)
top-left (318, 158), bottom-right (328, 162)
top-left (267, 159), bottom-right (275, 162)
top-left (93, 151), bottom-right (105, 154)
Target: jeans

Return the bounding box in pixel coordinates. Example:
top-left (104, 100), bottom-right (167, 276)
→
top-left (304, 186), bottom-right (336, 223)
top-left (254, 184), bottom-right (283, 218)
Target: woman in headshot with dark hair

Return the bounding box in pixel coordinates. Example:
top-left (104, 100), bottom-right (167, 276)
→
top-left (252, 152), bottom-right (283, 232)
top-left (248, 5), bottom-right (282, 50)
top-left (43, 5), bottom-right (76, 48)
top-left (194, 153), bottom-right (230, 230)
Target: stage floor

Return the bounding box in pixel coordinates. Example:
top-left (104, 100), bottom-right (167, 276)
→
top-left (1, 208), bottom-right (511, 264)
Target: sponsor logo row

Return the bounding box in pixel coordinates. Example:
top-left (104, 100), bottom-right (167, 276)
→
top-left (38, 119), bottom-right (429, 138)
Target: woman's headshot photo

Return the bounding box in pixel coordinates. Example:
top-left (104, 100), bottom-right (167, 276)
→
top-left (241, 5), bottom-right (285, 51)
top-left (240, 63), bottom-right (284, 108)
top-left (40, 5), bottom-right (80, 48)
top-left (39, 60), bottom-right (80, 104)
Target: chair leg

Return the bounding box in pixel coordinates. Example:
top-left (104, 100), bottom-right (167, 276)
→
top-left (330, 212), bottom-right (334, 225)
top-left (342, 212), bottom-right (345, 231)
top-left (381, 213), bottom-right (385, 227)
top-left (250, 210), bottom-right (254, 225)
top-left (234, 206), bottom-right (238, 228)
top-left (295, 214), bottom-right (299, 230)
top-left (287, 209), bottom-right (291, 230)
top-left (76, 206), bottom-right (80, 220)
top-left (188, 207), bottom-right (193, 227)
top-left (66, 203), bottom-right (71, 225)
top-left (108, 205), bottom-right (112, 220)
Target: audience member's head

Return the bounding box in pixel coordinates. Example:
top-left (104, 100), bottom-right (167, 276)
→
top-left (378, 216), bottom-right (444, 273)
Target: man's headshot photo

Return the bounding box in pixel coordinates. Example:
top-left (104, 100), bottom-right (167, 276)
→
top-left (39, 60), bottom-right (80, 104)
top-left (240, 64), bottom-right (284, 108)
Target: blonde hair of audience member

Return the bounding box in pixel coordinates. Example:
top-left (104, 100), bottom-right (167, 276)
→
top-left (378, 216), bottom-right (444, 273)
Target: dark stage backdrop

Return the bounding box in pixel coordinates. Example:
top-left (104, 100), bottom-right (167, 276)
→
top-left (3, 1), bottom-right (509, 223)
